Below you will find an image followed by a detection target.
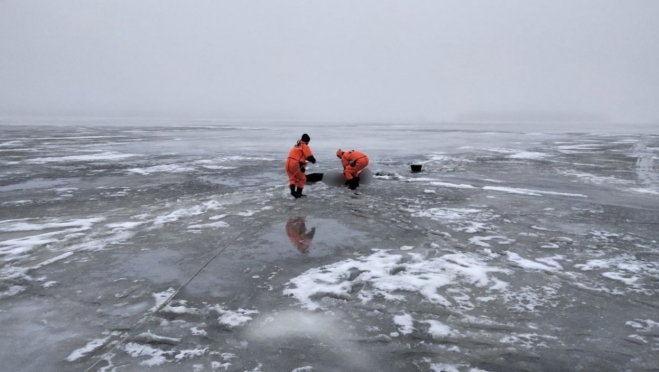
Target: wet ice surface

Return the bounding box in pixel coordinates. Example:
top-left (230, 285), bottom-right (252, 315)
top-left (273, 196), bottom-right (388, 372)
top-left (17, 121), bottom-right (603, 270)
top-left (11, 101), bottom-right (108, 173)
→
top-left (1, 122), bottom-right (659, 372)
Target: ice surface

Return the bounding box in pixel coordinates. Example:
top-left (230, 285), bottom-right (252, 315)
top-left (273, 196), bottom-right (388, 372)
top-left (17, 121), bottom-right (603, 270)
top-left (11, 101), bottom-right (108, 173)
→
top-left (1, 123), bottom-right (658, 372)
top-left (246, 310), bottom-right (348, 341)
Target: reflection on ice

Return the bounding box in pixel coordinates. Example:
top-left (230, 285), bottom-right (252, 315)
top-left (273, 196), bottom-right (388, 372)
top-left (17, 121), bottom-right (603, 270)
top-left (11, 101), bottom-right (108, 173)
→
top-left (285, 217), bottom-right (316, 253)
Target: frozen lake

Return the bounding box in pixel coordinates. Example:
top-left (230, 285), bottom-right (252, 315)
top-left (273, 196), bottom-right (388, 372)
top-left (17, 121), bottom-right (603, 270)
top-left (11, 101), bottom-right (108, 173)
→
top-left (1, 121), bottom-right (658, 372)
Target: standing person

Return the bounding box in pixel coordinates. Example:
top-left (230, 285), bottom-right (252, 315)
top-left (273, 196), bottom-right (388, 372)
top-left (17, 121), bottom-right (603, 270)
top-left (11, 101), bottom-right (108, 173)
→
top-left (336, 149), bottom-right (369, 190)
top-left (285, 134), bottom-right (316, 198)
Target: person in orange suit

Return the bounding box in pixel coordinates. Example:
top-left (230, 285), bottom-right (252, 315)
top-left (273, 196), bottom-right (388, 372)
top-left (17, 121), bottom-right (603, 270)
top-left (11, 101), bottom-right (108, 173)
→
top-left (336, 149), bottom-right (369, 190)
top-left (286, 134), bottom-right (316, 198)
top-left (285, 217), bottom-right (316, 253)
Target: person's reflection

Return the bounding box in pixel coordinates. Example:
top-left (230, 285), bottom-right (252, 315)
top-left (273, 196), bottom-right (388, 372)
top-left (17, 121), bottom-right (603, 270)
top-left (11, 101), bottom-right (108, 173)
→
top-left (285, 217), bottom-right (316, 253)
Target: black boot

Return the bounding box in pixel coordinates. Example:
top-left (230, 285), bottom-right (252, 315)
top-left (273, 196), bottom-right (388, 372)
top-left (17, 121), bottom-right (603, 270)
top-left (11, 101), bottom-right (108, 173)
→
top-left (348, 178), bottom-right (359, 190)
top-left (296, 187), bottom-right (306, 198)
top-left (290, 185), bottom-right (299, 198)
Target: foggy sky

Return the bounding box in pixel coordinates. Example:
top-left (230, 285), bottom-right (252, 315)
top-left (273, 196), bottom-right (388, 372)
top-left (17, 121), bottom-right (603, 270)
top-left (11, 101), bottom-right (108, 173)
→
top-left (1, 0), bottom-right (658, 123)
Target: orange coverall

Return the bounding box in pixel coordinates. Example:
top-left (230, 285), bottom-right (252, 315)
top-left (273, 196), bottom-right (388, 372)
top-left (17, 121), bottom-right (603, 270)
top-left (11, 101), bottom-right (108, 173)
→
top-left (286, 141), bottom-right (314, 188)
top-left (340, 150), bottom-right (369, 180)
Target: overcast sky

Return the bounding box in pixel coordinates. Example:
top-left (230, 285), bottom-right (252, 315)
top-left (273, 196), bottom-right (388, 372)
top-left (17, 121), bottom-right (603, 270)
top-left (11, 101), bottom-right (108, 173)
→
top-left (1, 0), bottom-right (658, 123)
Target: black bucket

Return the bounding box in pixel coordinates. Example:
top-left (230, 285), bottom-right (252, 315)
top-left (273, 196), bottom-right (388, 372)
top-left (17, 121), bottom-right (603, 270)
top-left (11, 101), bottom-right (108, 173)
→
top-left (410, 164), bottom-right (422, 173)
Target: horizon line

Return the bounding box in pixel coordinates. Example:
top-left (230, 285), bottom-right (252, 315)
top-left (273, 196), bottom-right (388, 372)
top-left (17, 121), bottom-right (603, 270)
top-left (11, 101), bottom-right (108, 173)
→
top-left (0, 115), bottom-right (656, 126)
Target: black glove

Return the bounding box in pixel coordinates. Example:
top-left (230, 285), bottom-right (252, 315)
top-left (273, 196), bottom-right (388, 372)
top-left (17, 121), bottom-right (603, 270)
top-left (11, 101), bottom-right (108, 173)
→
top-left (350, 160), bottom-right (357, 167)
top-left (307, 227), bottom-right (316, 240)
top-left (348, 178), bottom-right (358, 190)
top-left (307, 155), bottom-right (316, 164)
top-left (300, 166), bottom-right (306, 173)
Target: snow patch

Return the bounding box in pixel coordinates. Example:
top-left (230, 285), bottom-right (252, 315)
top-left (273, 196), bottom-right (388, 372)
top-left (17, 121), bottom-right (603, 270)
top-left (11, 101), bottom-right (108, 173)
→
top-left (483, 186), bottom-right (587, 198)
top-left (0, 285), bottom-right (26, 299)
top-left (106, 221), bottom-right (144, 230)
top-left (217, 155), bottom-right (275, 162)
top-left (25, 152), bottom-right (137, 164)
top-left (190, 327), bottom-right (207, 336)
top-left (211, 306), bottom-right (259, 328)
top-left (393, 314), bottom-right (414, 335)
top-left (237, 210), bottom-right (257, 217)
top-left (602, 272), bottom-right (638, 286)
top-left (423, 319), bottom-right (455, 338)
top-left (630, 188), bottom-right (659, 195)
top-left (468, 236), bottom-right (515, 248)
top-left (202, 165), bottom-right (237, 170)
top-left (506, 252), bottom-right (562, 272)
top-left (558, 169), bottom-right (632, 185)
top-left (134, 330), bottom-right (181, 345)
top-left (42, 281), bottom-right (58, 288)
top-left (65, 337), bottom-right (110, 361)
top-left (150, 288), bottom-right (176, 313)
top-left (429, 182), bottom-right (475, 189)
top-left (123, 342), bottom-right (172, 366)
top-left (509, 152), bottom-right (550, 159)
top-left (0, 217), bottom-right (104, 233)
top-left (284, 250), bottom-right (510, 311)
top-left (410, 207), bottom-right (498, 233)
top-left (188, 221), bottom-right (230, 229)
top-left (0, 218), bottom-right (104, 258)
top-left (127, 164), bottom-right (195, 175)
top-left (406, 178), bottom-right (475, 189)
top-left (500, 333), bottom-right (558, 349)
top-left (174, 347), bottom-right (208, 361)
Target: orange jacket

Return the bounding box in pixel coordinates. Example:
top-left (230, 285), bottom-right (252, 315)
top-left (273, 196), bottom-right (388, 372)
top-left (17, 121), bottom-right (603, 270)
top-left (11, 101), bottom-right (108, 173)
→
top-left (340, 150), bottom-right (368, 168)
top-left (288, 141), bottom-right (314, 165)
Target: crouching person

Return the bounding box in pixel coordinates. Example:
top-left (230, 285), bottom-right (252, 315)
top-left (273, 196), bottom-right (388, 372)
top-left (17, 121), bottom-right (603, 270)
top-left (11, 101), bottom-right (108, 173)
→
top-left (336, 149), bottom-right (369, 190)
